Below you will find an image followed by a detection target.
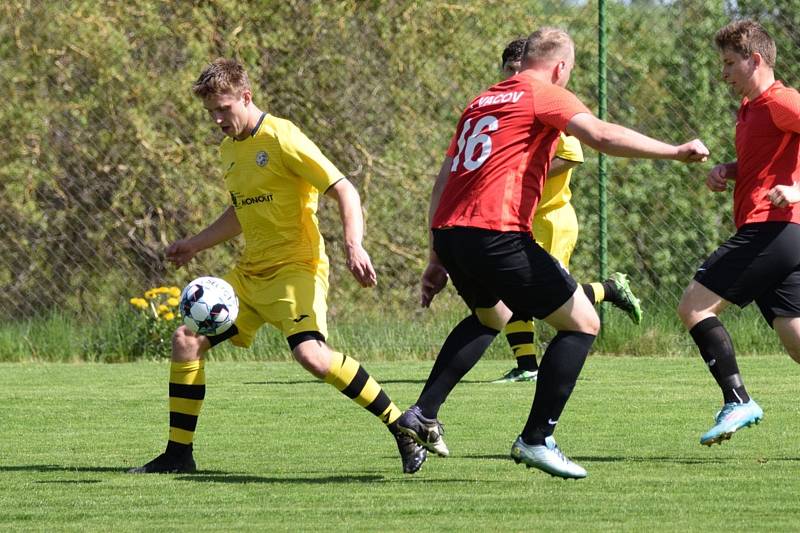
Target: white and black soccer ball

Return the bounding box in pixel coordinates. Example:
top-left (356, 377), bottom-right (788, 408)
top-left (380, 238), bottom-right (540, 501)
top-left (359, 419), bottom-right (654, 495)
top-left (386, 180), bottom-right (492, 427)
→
top-left (179, 276), bottom-right (239, 336)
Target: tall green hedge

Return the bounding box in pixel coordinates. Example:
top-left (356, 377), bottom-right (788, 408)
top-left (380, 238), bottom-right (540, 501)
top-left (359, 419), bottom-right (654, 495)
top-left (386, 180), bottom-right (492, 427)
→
top-left (1, 0), bottom-right (798, 321)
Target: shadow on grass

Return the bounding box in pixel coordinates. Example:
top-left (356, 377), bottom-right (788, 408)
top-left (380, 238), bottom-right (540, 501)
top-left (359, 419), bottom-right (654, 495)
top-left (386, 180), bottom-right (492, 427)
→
top-left (570, 456), bottom-right (731, 465)
top-left (460, 454), bottom-right (761, 465)
top-left (176, 474), bottom-right (384, 484)
top-left (177, 473), bottom-right (499, 484)
top-left (35, 479), bottom-right (103, 484)
top-left (0, 464), bottom-right (232, 475)
top-left (243, 379), bottom-right (487, 386)
top-left (0, 465), bottom-right (123, 473)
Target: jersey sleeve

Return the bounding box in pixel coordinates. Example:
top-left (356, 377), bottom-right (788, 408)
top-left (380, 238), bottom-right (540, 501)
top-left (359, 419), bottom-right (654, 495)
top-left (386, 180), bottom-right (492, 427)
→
top-left (533, 83), bottom-right (592, 131)
top-left (554, 134), bottom-right (584, 163)
top-left (279, 121), bottom-right (345, 191)
top-left (769, 87), bottom-right (800, 133)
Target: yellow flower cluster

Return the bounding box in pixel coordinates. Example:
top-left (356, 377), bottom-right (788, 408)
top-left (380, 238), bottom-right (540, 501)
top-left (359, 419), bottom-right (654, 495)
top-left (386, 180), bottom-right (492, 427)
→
top-left (129, 285), bottom-right (181, 321)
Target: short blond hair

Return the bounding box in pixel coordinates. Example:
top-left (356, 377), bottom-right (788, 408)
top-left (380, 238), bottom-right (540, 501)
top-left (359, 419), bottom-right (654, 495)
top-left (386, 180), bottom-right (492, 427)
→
top-left (192, 58), bottom-right (251, 98)
top-left (522, 27), bottom-right (574, 68)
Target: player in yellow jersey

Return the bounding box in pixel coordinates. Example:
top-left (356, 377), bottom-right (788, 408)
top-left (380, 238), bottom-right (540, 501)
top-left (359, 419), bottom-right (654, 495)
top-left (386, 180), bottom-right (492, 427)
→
top-left (128, 58), bottom-right (426, 474)
top-left (493, 38), bottom-right (643, 383)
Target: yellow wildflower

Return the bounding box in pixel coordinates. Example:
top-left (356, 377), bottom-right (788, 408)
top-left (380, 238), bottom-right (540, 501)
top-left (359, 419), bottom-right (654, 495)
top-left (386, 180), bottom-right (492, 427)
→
top-left (129, 297), bottom-right (148, 310)
top-left (163, 312), bottom-right (175, 321)
top-left (167, 297), bottom-right (180, 307)
top-left (168, 287), bottom-right (181, 298)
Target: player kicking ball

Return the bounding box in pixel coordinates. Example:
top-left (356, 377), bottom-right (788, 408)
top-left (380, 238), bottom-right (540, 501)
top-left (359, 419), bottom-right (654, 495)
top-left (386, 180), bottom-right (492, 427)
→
top-left (678, 20), bottom-right (800, 446)
top-left (127, 58), bottom-right (426, 475)
top-left (493, 38), bottom-right (642, 384)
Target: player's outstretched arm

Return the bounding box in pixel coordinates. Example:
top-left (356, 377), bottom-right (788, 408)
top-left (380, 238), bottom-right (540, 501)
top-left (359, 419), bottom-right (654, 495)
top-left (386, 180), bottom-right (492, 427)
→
top-left (166, 206), bottom-right (242, 267)
top-left (325, 178), bottom-right (377, 288)
top-left (707, 162), bottom-right (737, 192)
top-left (566, 113), bottom-right (709, 163)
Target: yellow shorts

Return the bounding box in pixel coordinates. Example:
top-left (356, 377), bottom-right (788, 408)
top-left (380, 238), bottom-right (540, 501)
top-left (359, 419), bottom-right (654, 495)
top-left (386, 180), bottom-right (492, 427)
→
top-left (532, 204), bottom-right (579, 269)
top-left (223, 262), bottom-right (329, 348)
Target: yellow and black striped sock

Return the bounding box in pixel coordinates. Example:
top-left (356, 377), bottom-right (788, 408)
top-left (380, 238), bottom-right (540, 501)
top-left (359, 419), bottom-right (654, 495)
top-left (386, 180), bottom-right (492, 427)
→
top-left (324, 351), bottom-right (402, 426)
top-left (582, 282), bottom-right (605, 305)
top-left (167, 360), bottom-right (205, 450)
top-left (504, 320), bottom-right (538, 371)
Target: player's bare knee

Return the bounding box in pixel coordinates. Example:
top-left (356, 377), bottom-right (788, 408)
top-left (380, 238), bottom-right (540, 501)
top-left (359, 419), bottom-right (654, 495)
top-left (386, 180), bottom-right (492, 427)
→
top-left (291, 341), bottom-right (329, 379)
top-left (582, 312), bottom-right (601, 336)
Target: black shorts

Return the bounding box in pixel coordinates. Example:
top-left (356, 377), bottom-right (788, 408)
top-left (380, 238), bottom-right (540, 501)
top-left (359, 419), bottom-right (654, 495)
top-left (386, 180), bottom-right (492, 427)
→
top-left (694, 222), bottom-right (800, 325)
top-left (433, 227), bottom-right (578, 320)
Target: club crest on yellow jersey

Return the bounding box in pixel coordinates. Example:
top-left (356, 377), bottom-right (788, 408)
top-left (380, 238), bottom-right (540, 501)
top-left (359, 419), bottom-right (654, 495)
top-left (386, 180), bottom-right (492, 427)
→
top-left (256, 151), bottom-right (269, 167)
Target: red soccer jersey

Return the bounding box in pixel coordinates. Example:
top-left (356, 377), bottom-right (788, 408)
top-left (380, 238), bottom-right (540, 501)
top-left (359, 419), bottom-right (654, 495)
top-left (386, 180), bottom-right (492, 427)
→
top-left (432, 71), bottom-right (590, 232)
top-left (734, 81), bottom-right (800, 228)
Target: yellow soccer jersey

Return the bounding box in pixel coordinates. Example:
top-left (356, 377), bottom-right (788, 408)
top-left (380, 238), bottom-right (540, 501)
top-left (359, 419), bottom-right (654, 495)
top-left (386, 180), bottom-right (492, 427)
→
top-left (536, 133), bottom-right (584, 213)
top-left (220, 113), bottom-right (344, 275)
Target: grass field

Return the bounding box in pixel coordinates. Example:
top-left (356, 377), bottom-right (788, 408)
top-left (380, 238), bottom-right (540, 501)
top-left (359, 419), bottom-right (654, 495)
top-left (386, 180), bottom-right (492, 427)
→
top-left (2, 357), bottom-right (800, 531)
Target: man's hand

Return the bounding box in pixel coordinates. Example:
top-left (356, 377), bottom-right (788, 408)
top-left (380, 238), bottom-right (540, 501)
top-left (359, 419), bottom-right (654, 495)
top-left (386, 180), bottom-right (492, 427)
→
top-left (346, 244), bottom-right (377, 287)
top-left (706, 164), bottom-right (730, 192)
top-left (676, 139), bottom-right (710, 163)
top-left (421, 261), bottom-right (448, 308)
top-left (166, 239), bottom-right (198, 268)
top-left (768, 184), bottom-right (800, 208)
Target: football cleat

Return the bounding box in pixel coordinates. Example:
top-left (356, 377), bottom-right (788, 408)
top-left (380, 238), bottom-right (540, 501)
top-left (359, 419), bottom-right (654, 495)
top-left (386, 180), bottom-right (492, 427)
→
top-left (511, 435), bottom-right (587, 479)
top-left (127, 448), bottom-right (197, 474)
top-left (396, 405), bottom-right (449, 457)
top-left (491, 368), bottom-right (538, 383)
top-left (608, 272), bottom-right (643, 325)
top-left (389, 423), bottom-right (427, 474)
top-left (700, 399), bottom-right (763, 446)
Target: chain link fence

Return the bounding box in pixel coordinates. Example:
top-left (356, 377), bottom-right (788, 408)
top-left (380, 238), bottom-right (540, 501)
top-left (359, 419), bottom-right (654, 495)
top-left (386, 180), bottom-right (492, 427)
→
top-left (2, 0), bottom-right (799, 324)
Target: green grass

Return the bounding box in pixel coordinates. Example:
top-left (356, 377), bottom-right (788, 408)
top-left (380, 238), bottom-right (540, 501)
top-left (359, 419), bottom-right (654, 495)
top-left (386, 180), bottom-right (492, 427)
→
top-left (2, 357), bottom-right (800, 531)
top-left (0, 301), bottom-right (785, 362)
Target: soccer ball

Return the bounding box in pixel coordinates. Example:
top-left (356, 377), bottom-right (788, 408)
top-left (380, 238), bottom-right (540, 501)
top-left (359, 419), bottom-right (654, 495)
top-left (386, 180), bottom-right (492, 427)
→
top-left (179, 276), bottom-right (239, 336)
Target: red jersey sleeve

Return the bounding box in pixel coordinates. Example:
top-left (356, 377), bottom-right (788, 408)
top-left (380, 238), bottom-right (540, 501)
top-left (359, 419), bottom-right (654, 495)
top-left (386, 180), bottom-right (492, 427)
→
top-left (531, 82), bottom-right (592, 131)
top-left (769, 86), bottom-right (800, 133)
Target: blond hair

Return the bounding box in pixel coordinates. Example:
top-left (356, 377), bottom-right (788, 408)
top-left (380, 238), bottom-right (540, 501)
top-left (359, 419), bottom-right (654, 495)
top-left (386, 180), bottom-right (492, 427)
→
top-left (522, 27), bottom-right (574, 68)
top-left (192, 58), bottom-right (251, 98)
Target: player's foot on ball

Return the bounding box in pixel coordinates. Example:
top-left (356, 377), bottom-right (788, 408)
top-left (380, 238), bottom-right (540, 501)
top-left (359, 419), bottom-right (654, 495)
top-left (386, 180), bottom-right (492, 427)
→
top-left (609, 272), bottom-right (643, 325)
top-left (388, 422), bottom-right (427, 474)
top-left (127, 447), bottom-right (197, 474)
top-left (510, 435), bottom-right (586, 479)
top-left (700, 399), bottom-right (763, 446)
top-left (491, 368), bottom-right (538, 383)
top-left (396, 405), bottom-right (449, 457)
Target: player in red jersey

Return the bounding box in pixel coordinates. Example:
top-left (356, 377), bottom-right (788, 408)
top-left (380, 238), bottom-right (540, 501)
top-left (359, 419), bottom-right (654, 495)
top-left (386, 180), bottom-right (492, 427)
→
top-left (678, 20), bottom-right (800, 446)
top-left (396, 27), bottom-right (708, 479)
